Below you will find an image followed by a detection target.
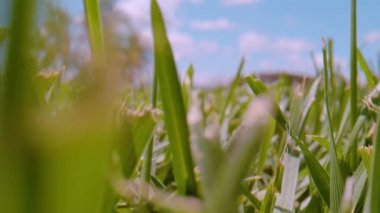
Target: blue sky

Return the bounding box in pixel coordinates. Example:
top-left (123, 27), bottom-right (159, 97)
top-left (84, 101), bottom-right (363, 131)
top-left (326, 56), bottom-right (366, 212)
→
top-left (110, 0), bottom-right (380, 83)
top-left (2, 0), bottom-right (380, 84)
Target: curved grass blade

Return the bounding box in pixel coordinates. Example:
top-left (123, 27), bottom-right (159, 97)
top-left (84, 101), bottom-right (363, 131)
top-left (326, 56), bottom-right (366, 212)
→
top-left (344, 115), bottom-right (365, 169)
top-left (118, 108), bottom-right (158, 178)
top-left (364, 113), bottom-right (380, 213)
top-left (357, 49), bottom-right (377, 89)
top-left (83, 0), bottom-right (105, 61)
top-left (323, 41), bottom-right (344, 213)
top-left (358, 146), bottom-right (372, 174)
top-left (241, 185), bottom-right (261, 210)
top-left (207, 98), bottom-right (272, 213)
top-left (219, 57), bottom-right (245, 124)
top-left (245, 76), bottom-right (331, 207)
top-left (352, 163), bottom-right (367, 212)
top-left (151, 0), bottom-right (197, 195)
top-left (298, 77), bottom-right (321, 134)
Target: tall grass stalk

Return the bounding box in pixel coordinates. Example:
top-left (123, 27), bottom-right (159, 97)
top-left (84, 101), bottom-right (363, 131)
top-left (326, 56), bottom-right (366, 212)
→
top-left (151, 0), bottom-right (197, 195)
top-left (323, 39), bottom-right (343, 213)
top-left (0, 0), bottom-right (37, 212)
top-left (365, 113), bottom-right (380, 212)
top-left (350, 0), bottom-right (358, 126)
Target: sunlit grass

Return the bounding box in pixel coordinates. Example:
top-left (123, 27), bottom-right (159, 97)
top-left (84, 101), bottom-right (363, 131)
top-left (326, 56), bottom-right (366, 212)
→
top-left (1, 0), bottom-right (379, 212)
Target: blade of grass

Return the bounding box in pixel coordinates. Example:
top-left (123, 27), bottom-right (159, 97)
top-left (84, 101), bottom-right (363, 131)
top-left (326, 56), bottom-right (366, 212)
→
top-left (274, 152), bottom-right (301, 212)
top-left (364, 113), bottom-right (380, 212)
top-left (245, 76), bottom-right (331, 207)
top-left (308, 135), bottom-right (330, 151)
top-left (298, 77), bottom-right (321, 135)
top-left (357, 48), bottom-right (377, 89)
top-left (219, 57), bottom-right (245, 124)
top-left (350, 0), bottom-right (358, 127)
top-left (344, 115), bottom-right (365, 170)
top-left (352, 163), bottom-right (367, 212)
top-left (256, 117), bottom-right (275, 175)
top-left (142, 74), bottom-right (158, 182)
top-left (182, 65), bottom-right (194, 111)
top-left (207, 98), bottom-right (271, 213)
top-left (151, 0), bottom-right (197, 195)
top-left (83, 0), bottom-right (105, 61)
top-left (0, 27), bottom-right (8, 46)
top-left (260, 182), bottom-right (277, 213)
top-left (118, 108), bottom-right (157, 178)
top-left (323, 39), bottom-right (344, 213)
top-left (241, 185), bottom-right (261, 210)
top-left (328, 39), bottom-right (336, 105)
top-left (358, 146), bottom-right (372, 174)
top-left (1, 1), bottom-right (37, 212)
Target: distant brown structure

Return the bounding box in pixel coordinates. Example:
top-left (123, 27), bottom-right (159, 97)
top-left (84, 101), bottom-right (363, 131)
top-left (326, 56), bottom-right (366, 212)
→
top-left (257, 71), bottom-right (314, 84)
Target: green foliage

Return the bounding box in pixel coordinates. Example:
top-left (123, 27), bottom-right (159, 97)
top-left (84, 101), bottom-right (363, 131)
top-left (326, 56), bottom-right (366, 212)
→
top-left (1, 0), bottom-right (379, 212)
top-left (0, 27), bottom-right (8, 46)
top-left (151, 0), bottom-right (197, 196)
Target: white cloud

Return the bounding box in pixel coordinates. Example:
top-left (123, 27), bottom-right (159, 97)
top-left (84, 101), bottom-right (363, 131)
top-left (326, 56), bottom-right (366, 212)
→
top-left (198, 41), bottom-right (220, 53)
top-left (114, 0), bottom-right (182, 30)
top-left (239, 31), bottom-right (313, 54)
top-left (190, 18), bottom-right (234, 30)
top-left (113, 0), bottom-right (223, 62)
top-left (168, 32), bottom-right (195, 59)
top-left (365, 31), bottom-right (380, 44)
top-left (168, 32), bottom-right (220, 59)
top-left (239, 31), bottom-right (270, 53)
top-left (190, 0), bottom-right (203, 5)
top-left (223, 0), bottom-right (261, 6)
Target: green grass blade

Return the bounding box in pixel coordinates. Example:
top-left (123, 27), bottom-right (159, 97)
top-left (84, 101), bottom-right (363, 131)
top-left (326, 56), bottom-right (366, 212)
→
top-left (260, 182), bottom-right (276, 213)
top-left (241, 185), bottom-right (261, 210)
top-left (118, 108), bottom-right (157, 178)
top-left (328, 39), bottom-right (336, 102)
top-left (350, 0), bottom-right (358, 127)
top-left (357, 48), bottom-right (377, 89)
top-left (207, 98), bottom-right (271, 213)
top-left (358, 146), bottom-right (372, 174)
top-left (323, 41), bottom-right (344, 213)
top-left (256, 117), bottom-right (275, 175)
top-left (151, 0), bottom-right (197, 195)
top-left (1, 1), bottom-right (37, 212)
top-left (182, 65), bottom-right (194, 111)
top-left (245, 76), bottom-right (288, 130)
top-left (142, 74), bottom-right (158, 182)
top-left (352, 163), bottom-right (367, 211)
top-left (344, 115), bottom-right (365, 169)
top-left (245, 76), bottom-right (331, 207)
top-left (219, 57), bottom-right (245, 124)
top-left (0, 27), bottom-right (8, 46)
top-left (83, 0), bottom-right (105, 61)
top-left (309, 135), bottom-right (330, 151)
top-left (365, 113), bottom-right (380, 212)
top-left (298, 77), bottom-right (321, 134)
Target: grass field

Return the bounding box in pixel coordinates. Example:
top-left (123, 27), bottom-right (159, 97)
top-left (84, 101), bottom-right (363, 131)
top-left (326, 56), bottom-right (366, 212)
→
top-left (1, 0), bottom-right (380, 212)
